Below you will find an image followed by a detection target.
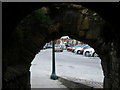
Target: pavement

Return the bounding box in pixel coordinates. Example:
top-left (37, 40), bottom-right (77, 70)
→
top-left (30, 66), bottom-right (67, 88)
top-left (30, 49), bottom-right (104, 88)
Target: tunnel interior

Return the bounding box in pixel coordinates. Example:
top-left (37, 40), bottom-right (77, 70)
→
top-left (2, 2), bottom-right (120, 89)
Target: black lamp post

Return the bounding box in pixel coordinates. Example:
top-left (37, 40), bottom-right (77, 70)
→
top-left (50, 40), bottom-right (58, 80)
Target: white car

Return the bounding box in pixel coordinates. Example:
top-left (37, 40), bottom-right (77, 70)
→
top-left (74, 44), bottom-right (90, 54)
top-left (83, 48), bottom-right (98, 57)
top-left (55, 44), bottom-right (63, 52)
top-left (74, 47), bottom-right (83, 54)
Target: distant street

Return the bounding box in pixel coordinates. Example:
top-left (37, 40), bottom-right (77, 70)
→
top-left (30, 49), bottom-right (104, 87)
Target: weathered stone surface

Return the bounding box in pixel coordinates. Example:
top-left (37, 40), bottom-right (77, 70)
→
top-left (3, 3), bottom-right (120, 89)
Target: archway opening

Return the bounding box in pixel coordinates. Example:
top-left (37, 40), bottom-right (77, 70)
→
top-left (15, 4), bottom-right (107, 88)
top-left (30, 36), bottom-right (104, 88)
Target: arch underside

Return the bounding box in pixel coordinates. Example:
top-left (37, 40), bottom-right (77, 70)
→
top-left (3, 3), bottom-right (120, 89)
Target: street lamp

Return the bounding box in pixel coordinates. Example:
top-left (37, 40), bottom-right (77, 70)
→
top-left (50, 40), bottom-right (58, 80)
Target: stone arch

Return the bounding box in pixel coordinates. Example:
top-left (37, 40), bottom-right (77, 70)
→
top-left (3, 3), bottom-right (120, 90)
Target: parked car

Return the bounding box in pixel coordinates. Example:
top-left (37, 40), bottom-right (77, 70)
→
top-left (69, 47), bottom-right (73, 52)
top-left (74, 44), bottom-right (91, 54)
top-left (83, 48), bottom-right (98, 57)
top-left (72, 44), bottom-right (83, 53)
top-left (55, 44), bottom-right (63, 52)
top-left (66, 45), bottom-right (74, 51)
top-left (43, 43), bottom-right (52, 49)
top-left (60, 44), bottom-right (66, 50)
top-left (47, 44), bottom-right (52, 48)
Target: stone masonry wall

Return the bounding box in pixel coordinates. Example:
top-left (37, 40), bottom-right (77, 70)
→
top-left (3, 4), bottom-right (120, 89)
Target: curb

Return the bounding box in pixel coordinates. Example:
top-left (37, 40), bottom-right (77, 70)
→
top-left (58, 76), bottom-right (103, 89)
